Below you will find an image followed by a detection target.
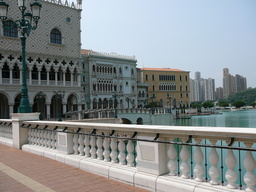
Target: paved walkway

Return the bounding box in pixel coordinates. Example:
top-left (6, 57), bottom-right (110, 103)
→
top-left (0, 144), bottom-right (148, 192)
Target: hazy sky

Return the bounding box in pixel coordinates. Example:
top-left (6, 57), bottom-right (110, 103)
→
top-left (81, 0), bottom-right (256, 88)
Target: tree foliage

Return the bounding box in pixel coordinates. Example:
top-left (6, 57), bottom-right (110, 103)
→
top-left (232, 100), bottom-right (246, 108)
top-left (202, 101), bottom-right (214, 108)
top-left (227, 88), bottom-right (256, 105)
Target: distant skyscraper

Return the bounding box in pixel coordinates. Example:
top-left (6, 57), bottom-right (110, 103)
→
top-left (223, 68), bottom-right (247, 99)
top-left (190, 72), bottom-right (215, 102)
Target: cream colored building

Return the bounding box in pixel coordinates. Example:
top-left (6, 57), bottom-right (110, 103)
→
top-left (139, 68), bottom-right (190, 109)
top-left (0, 0), bottom-right (83, 119)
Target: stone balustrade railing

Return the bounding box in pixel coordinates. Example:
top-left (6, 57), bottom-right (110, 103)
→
top-left (0, 115), bottom-right (255, 192)
top-left (0, 120), bottom-right (13, 146)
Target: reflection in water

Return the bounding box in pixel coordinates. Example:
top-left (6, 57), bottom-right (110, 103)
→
top-left (175, 110), bottom-right (256, 128)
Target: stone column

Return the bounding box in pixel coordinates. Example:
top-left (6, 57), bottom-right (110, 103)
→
top-left (46, 103), bottom-right (50, 119)
top-left (10, 69), bottom-right (13, 84)
top-left (55, 72), bottom-right (58, 86)
top-left (38, 70), bottom-right (41, 85)
top-left (71, 73), bottom-right (74, 86)
top-left (63, 72), bottom-right (66, 86)
top-left (11, 113), bottom-right (40, 149)
top-left (47, 71), bottom-right (50, 85)
top-left (29, 69), bottom-right (32, 85)
top-left (9, 104), bottom-right (14, 114)
top-left (0, 63), bottom-right (2, 84)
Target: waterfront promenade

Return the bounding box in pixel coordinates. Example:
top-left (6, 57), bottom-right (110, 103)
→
top-left (0, 144), bottom-right (147, 192)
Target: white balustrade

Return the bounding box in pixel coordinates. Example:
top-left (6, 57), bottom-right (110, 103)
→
top-left (209, 140), bottom-right (220, 185)
top-left (193, 139), bottom-right (204, 182)
top-left (167, 138), bottom-right (177, 176)
top-left (1, 119), bottom-right (256, 192)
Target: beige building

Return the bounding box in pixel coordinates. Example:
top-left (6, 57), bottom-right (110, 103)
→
top-left (139, 68), bottom-right (190, 109)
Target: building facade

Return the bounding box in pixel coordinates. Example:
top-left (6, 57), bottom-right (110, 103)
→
top-left (190, 72), bottom-right (215, 102)
top-left (81, 50), bottom-right (137, 110)
top-left (223, 68), bottom-right (247, 99)
top-left (0, 0), bottom-right (83, 119)
top-left (139, 68), bottom-right (190, 108)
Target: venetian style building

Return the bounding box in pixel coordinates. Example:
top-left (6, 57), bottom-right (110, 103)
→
top-left (0, 0), bottom-right (83, 119)
top-left (139, 68), bottom-right (190, 108)
top-left (81, 49), bottom-right (137, 110)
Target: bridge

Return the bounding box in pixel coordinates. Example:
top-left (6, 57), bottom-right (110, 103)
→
top-left (0, 113), bottom-right (255, 192)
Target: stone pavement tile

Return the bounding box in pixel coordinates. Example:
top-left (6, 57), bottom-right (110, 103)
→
top-left (0, 144), bottom-right (148, 192)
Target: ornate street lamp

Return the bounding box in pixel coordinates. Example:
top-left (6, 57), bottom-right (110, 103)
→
top-left (112, 92), bottom-right (122, 118)
top-left (166, 93), bottom-right (173, 113)
top-left (54, 91), bottom-right (65, 121)
top-left (0, 0), bottom-right (42, 113)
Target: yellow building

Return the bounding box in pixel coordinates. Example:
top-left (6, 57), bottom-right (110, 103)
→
top-left (139, 68), bottom-right (190, 109)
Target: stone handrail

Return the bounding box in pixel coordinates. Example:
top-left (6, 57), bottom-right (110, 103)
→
top-left (0, 118), bottom-right (255, 191)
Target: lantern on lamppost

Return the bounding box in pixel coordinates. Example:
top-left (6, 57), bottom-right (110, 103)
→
top-left (0, 0), bottom-right (42, 113)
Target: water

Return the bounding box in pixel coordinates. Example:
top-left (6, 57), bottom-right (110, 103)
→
top-left (173, 109), bottom-right (256, 186)
top-left (174, 109), bottom-right (256, 128)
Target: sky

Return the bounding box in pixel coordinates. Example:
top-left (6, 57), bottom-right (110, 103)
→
top-left (81, 0), bottom-right (256, 88)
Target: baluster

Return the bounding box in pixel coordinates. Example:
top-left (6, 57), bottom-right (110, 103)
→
top-left (225, 149), bottom-right (238, 189)
top-left (42, 130), bottom-right (47, 147)
top-left (103, 136), bottom-right (110, 162)
top-left (90, 135), bottom-right (97, 159)
top-left (78, 134), bottom-right (85, 156)
top-left (84, 134), bottom-right (90, 157)
top-left (51, 132), bottom-right (56, 149)
top-left (54, 133), bottom-right (57, 149)
top-left (73, 134), bottom-right (79, 155)
top-left (36, 129), bottom-right (40, 146)
top-left (126, 139), bottom-right (134, 167)
top-left (243, 142), bottom-right (256, 192)
top-left (209, 140), bottom-right (220, 185)
top-left (118, 138), bottom-right (126, 165)
top-left (96, 136), bottom-right (103, 160)
top-left (40, 130), bottom-right (44, 146)
top-left (180, 138), bottom-right (190, 179)
top-left (28, 129), bottom-right (32, 144)
top-left (47, 131), bottom-right (51, 148)
top-left (30, 129), bottom-right (35, 144)
top-left (110, 137), bottom-right (118, 163)
top-left (194, 139), bottom-right (204, 182)
top-left (168, 138), bottom-right (177, 176)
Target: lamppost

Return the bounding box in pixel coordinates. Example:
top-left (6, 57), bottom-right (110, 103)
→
top-left (166, 94), bottom-right (173, 113)
top-left (54, 91), bottom-right (65, 121)
top-left (150, 93), bottom-right (156, 114)
top-left (0, 0), bottom-right (42, 113)
top-left (36, 91), bottom-right (46, 120)
top-left (112, 92), bottom-right (122, 118)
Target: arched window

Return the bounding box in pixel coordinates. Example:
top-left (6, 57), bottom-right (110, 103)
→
top-left (3, 20), bottom-right (18, 38)
top-left (50, 28), bottom-right (62, 44)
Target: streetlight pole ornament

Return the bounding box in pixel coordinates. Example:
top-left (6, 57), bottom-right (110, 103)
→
top-left (0, 0), bottom-right (42, 113)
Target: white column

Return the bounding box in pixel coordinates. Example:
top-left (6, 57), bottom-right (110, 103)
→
top-left (63, 72), bottom-right (66, 86)
top-left (38, 71), bottom-right (41, 85)
top-left (78, 134), bottom-right (84, 156)
top-left (10, 69), bottom-right (13, 84)
top-left (96, 136), bottom-right (103, 160)
top-left (73, 134), bottom-right (79, 155)
top-left (180, 138), bottom-right (190, 179)
top-left (110, 137), bottom-right (118, 163)
top-left (71, 73), bottom-right (74, 86)
top-left (47, 71), bottom-right (49, 85)
top-left (55, 72), bottom-right (58, 86)
top-left (63, 104), bottom-right (67, 114)
top-left (193, 139), bottom-right (204, 182)
top-left (103, 135), bottom-right (110, 162)
top-left (77, 74), bottom-right (81, 86)
top-left (29, 70), bottom-right (32, 85)
top-left (167, 138), bottom-right (177, 176)
top-left (46, 104), bottom-right (50, 119)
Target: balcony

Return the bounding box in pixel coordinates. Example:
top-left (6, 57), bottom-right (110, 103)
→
top-left (0, 114), bottom-right (255, 192)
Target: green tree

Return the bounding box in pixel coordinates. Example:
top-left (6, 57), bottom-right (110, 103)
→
top-left (232, 100), bottom-right (245, 108)
top-left (202, 101), bottom-right (214, 108)
top-left (190, 101), bottom-right (202, 108)
top-left (218, 100), bottom-right (229, 107)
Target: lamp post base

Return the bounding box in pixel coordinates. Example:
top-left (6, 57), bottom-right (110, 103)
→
top-left (18, 106), bottom-right (32, 113)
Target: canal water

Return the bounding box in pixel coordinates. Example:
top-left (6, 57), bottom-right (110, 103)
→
top-left (174, 109), bottom-right (256, 128)
top-left (172, 109), bottom-right (256, 187)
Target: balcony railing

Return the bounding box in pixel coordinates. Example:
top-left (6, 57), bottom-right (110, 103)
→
top-left (0, 117), bottom-right (255, 192)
